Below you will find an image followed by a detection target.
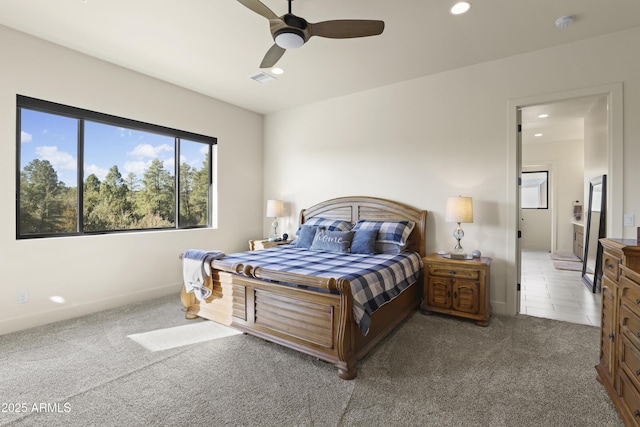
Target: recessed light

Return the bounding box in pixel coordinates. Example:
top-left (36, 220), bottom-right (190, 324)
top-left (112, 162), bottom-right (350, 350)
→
top-left (451, 2), bottom-right (471, 15)
top-left (538, 114), bottom-right (549, 118)
top-left (271, 67), bottom-right (284, 75)
top-left (534, 133), bottom-right (543, 137)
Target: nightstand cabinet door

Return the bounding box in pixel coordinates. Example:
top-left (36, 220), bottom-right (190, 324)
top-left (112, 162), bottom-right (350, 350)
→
top-left (452, 280), bottom-right (480, 314)
top-left (427, 277), bottom-right (452, 309)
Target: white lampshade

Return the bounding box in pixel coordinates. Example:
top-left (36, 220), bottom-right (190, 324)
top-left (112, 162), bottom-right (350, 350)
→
top-left (445, 196), bottom-right (473, 223)
top-left (266, 199), bottom-right (284, 218)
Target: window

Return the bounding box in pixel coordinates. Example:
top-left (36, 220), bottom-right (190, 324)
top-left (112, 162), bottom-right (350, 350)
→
top-left (17, 95), bottom-right (216, 239)
top-left (521, 171), bottom-right (549, 209)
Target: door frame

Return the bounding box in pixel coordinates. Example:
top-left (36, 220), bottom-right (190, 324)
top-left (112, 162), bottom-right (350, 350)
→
top-left (507, 83), bottom-right (623, 315)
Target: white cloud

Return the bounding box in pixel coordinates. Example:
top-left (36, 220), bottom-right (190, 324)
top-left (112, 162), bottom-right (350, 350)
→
top-left (35, 146), bottom-right (76, 171)
top-left (21, 131), bottom-right (33, 143)
top-left (85, 164), bottom-right (109, 181)
top-left (163, 157), bottom-right (175, 170)
top-left (124, 160), bottom-right (149, 176)
top-left (128, 143), bottom-right (173, 158)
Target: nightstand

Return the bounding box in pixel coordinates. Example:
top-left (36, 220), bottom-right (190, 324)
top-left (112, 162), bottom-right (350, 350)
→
top-left (248, 239), bottom-right (292, 251)
top-left (421, 253), bottom-right (492, 326)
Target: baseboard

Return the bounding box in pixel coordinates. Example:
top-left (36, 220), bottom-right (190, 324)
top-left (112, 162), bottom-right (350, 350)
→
top-left (0, 283), bottom-right (181, 336)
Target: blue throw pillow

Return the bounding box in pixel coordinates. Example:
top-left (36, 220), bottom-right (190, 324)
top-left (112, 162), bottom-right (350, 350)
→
top-left (294, 224), bottom-right (317, 248)
top-left (351, 228), bottom-right (378, 254)
top-left (309, 229), bottom-right (354, 253)
top-left (353, 220), bottom-right (415, 246)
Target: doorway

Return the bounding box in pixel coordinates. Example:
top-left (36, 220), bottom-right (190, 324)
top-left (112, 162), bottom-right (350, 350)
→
top-left (519, 97), bottom-right (602, 325)
top-left (506, 83), bottom-right (623, 321)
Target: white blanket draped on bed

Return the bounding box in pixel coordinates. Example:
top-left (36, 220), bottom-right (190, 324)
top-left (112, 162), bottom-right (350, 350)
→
top-left (182, 249), bottom-right (225, 301)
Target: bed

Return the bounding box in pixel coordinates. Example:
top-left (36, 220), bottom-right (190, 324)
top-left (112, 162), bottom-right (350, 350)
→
top-left (180, 196), bottom-right (428, 379)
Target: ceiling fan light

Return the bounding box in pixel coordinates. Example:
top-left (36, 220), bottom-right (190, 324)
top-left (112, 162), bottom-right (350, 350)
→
top-left (275, 30), bottom-right (305, 49)
top-left (451, 2), bottom-right (471, 15)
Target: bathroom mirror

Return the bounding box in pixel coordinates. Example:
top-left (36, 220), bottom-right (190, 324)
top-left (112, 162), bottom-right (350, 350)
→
top-left (582, 175), bottom-right (607, 292)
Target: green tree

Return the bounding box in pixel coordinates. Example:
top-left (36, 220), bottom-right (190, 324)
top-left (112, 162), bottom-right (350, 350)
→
top-left (84, 166), bottom-right (135, 231)
top-left (19, 159), bottom-right (71, 234)
top-left (179, 162), bottom-right (195, 226)
top-left (139, 159), bottom-right (174, 226)
top-left (191, 155), bottom-right (210, 225)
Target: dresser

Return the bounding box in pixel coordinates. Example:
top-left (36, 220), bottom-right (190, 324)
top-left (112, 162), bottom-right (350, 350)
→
top-left (597, 238), bottom-right (640, 426)
top-left (420, 253), bottom-right (492, 326)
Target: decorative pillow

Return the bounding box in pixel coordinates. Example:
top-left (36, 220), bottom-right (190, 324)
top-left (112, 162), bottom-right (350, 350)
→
top-left (375, 242), bottom-right (403, 254)
top-left (352, 220), bottom-right (415, 247)
top-left (296, 217), bottom-right (353, 235)
top-left (309, 229), bottom-right (354, 253)
top-left (351, 228), bottom-right (378, 254)
top-left (294, 224), bottom-right (318, 249)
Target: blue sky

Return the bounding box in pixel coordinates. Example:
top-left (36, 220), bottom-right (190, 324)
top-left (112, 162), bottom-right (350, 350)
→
top-left (20, 109), bottom-right (208, 187)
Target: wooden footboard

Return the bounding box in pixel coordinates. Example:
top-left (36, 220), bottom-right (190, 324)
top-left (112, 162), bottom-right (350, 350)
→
top-left (181, 267), bottom-right (359, 378)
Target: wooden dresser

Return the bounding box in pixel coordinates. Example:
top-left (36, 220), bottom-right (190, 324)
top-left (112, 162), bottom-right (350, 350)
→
top-left (597, 238), bottom-right (640, 426)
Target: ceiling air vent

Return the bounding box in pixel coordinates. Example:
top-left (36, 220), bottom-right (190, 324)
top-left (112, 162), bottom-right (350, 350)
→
top-left (249, 72), bottom-right (276, 84)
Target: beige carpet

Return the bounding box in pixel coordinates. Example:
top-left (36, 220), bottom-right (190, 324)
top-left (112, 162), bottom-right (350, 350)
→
top-left (0, 294), bottom-right (623, 427)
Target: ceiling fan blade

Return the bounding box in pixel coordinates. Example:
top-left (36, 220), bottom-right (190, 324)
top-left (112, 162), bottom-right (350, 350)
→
top-left (309, 20), bottom-right (385, 39)
top-left (260, 44), bottom-right (286, 68)
top-left (237, 0), bottom-right (278, 20)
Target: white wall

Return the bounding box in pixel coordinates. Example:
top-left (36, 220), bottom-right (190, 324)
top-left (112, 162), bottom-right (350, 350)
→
top-left (0, 25), bottom-right (264, 334)
top-left (264, 27), bottom-right (640, 316)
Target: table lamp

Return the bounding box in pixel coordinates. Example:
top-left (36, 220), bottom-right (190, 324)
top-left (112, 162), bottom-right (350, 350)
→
top-left (266, 199), bottom-right (284, 241)
top-left (445, 196), bottom-right (473, 255)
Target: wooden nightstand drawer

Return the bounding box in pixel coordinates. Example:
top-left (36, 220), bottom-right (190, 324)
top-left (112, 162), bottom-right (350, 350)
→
top-left (249, 239), bottom-right (292, 250)
top-left (427, 265), bottom-right (479, 280)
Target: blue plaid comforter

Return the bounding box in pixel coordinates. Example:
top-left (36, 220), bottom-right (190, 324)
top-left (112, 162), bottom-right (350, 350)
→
top-left (215, 246), bottom-right (423, 335)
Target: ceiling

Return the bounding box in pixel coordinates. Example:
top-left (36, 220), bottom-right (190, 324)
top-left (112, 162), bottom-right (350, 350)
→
top-left (0, 0), bottom-right (639, 143)
top-left (1, 0), bottom-right (640, 116)
top-left (521, 96), bottom-right (601, 145)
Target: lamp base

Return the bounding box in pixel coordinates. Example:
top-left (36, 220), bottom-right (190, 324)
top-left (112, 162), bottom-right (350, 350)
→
top-left (443, 253), bottom-right (473, 260)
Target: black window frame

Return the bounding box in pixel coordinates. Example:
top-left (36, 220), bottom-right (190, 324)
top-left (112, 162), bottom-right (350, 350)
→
top-left (521, 170), bottom-right (549, 210)
top-left (16, 95), bottom-right (217, 239)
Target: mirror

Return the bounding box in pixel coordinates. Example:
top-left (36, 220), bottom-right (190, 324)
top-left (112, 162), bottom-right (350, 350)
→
top-left (582, 175), bottom-right (607, 292)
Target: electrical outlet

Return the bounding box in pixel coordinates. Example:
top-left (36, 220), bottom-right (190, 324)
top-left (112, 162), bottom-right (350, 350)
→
top-left (624, 214), bottom-right (635, 227)
top-left (17, 290), bottom-right (29, 304)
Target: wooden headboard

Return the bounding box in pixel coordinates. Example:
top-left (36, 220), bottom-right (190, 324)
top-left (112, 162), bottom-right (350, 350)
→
top-left (299, 196), bottom-right (428, 257)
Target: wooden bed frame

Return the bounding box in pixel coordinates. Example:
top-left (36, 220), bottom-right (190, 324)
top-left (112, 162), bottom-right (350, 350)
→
top-left (180, 196), bottom-right (428, 379)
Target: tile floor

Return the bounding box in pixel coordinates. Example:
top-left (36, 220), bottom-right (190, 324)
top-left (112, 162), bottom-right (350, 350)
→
top-left (520, 249), bottom-right (602, 326)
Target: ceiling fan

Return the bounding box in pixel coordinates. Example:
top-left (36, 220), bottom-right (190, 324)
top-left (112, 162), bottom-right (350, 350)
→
top-left (237, 0), bottom-right (385, 68)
